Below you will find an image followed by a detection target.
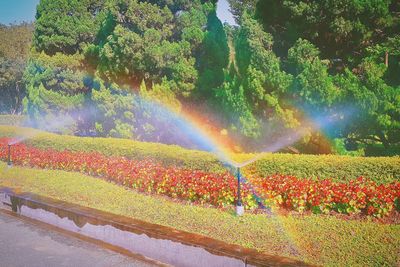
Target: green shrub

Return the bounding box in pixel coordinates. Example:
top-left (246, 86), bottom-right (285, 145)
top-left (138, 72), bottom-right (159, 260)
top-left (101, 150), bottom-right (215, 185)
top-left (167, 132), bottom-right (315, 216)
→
top-left (241, 153), bottom-right (400, 183)
top-left (365, 144), bottom-right (400, 157)
top-left (1, 125), bottom-right (399, 182)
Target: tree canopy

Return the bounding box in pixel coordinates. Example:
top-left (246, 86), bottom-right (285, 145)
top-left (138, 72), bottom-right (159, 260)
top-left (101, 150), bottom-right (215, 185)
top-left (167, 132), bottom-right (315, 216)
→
top-left (5, 0), bottom-right (400, 155)
top-left (0, 23), bottom-right (33, 114)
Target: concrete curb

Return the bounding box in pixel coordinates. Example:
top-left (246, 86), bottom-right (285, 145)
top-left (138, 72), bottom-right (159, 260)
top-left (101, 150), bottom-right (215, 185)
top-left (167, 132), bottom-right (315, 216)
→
top-left (0, 187), bottom-right (312, 267)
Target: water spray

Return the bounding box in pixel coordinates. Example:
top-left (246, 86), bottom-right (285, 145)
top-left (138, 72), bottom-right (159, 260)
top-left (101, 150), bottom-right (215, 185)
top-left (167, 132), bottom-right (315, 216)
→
top-left (236, 167), bottom-right (244, 216)
top-left (7, 143), bottom-right (12, 168)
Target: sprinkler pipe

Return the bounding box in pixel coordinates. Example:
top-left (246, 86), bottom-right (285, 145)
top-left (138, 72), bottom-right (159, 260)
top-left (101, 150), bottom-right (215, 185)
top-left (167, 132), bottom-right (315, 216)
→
top-left (7, 143), bottom-right (12, 167)
top-left (236, 167), bottom-right (244, 216)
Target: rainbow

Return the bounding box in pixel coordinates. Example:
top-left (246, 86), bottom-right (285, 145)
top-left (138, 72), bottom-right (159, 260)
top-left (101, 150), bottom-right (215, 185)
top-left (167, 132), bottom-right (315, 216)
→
top-left (137, 96), bottom-right (348, 167)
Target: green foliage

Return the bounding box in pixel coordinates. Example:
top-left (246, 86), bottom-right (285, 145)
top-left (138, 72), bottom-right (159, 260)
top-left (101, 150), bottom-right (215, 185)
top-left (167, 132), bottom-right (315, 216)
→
top-left (332, 138), bottom-right (365, 157)
top-left (26, 0), bottom-right (232, 144)
top-left (217, 13), bottom-right (297, 141)
top-left (242, 152), bottom-right (400, 184)
top-left (229, 1), bottom-right (400, 153)
top-left (135, 79), bottom-right (183, 140)
top-left (227, 0), bottom-right (257, 21)
top-left (334, 59), bottom-right (400, 149)
top-left (6, 0), bottom-right (400, 155)
top-left (22, 53), bottom-right (87, 129)
top-left (34, 0), bottom-right (107, 54)
top-left (364, 144), bottom-right (400, 157)
top-left (197, 11), bottom-right (229, 96)
top-left (88, 76), bottom-right (186, 143)
top-left (255, 0), bottom-right (399, 66)
top-left (215, 69), bottom-right (260, 138)
top-left (0, 58), bottom-right (26, 114)
top-left (0, 23), bottom-right (33, 61)
top-left (90, 79), bottom-right (136, 139)
top-left (288, 39), bottom-right (340, 108)
top-left (84, 0), bottom-right (212, 97)
top-left (0, 23), bottom-right (33, 114)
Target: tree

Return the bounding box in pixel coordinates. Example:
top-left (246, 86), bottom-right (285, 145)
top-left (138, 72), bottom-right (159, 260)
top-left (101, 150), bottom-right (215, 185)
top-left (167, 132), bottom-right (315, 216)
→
top-left (230, 0), bottom-right (400, 153)
top-left (288, 39), bottom-right (340, 109)
top-left (85, 0), bottom-right (209, 97)
top-left (0, 23), bottom-right (33, 114)
top-left (196, 10), bottom-right (229, 97)
top-left (90, 78), bottom-right (136, 138)
top-left (17, 0), bottom-right (399, 154)
top-left (335, 60), bottom-right (400, 150)
top-left (34, 0), bottom-right (107, 54)
top-left (255, 0), bottom-right (399, 69)
top-left (235, 14), bottom-right (295, 131)
top-left (227, 0), bottom-right (257, 22)
top-left (215, 67), bottom-right (260, 139)
top-left (23, 52), bottom-right (88, 132)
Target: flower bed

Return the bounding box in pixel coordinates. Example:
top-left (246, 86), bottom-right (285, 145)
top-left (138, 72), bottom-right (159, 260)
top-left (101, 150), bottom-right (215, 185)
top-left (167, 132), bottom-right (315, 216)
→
top-left (0, 138), bottom-right (256, 208)
top-left (252, 175), bottom-right (400, 218)
top-left (1, 138), bottom-right (399, 217)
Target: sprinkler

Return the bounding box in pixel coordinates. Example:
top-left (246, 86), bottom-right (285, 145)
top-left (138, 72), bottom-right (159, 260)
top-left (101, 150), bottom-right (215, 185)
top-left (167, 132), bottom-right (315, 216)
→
top-left (236, 167), bottom-right (244, 216)
top-left (7, 144), bottom-right (12, 167)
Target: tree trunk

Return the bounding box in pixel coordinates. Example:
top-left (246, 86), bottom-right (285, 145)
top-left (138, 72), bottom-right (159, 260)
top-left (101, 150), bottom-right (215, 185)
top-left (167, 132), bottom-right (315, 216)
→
top-left (378, 131), bottom-right (390, 149)
top-left (385, 51), bottom-right (389, 67)
top-left (12, 81), bottom-right (20, 114)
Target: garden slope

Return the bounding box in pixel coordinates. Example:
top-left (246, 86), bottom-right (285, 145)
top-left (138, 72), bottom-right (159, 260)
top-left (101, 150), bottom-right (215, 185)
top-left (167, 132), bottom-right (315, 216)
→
top-left (0, 125), bottom-right (399, 182)
top-left (0, 163), bottom-right (399, 267)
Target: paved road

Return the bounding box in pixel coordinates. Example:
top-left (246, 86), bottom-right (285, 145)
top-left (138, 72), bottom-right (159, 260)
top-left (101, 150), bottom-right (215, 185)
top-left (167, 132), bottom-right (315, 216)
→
top-left (0, 211), bottom-right (159, 267)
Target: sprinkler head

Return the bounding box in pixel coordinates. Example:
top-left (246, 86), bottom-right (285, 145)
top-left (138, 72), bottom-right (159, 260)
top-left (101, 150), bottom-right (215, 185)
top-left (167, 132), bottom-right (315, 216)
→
top-left (236, 167), bottom-right (244, 216)
top-left (7, 143), bottom-right (12, 168)
top-left (236, 205), bottom-right (244, 216)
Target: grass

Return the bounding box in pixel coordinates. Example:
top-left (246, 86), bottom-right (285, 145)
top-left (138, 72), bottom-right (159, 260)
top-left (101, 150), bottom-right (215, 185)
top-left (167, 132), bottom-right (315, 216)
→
top-left (0, 162), bottom-right (399, 266)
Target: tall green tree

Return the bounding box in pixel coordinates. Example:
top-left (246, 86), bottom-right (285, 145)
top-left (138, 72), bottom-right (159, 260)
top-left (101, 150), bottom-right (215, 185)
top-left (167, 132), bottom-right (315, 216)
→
top-left (20, 0), bottom-right (399, 154)
top-left (334, 60), bottom-right (400, 149)
top-left (215, 67), bottom-right (260, 138)
top-left (229, 0), bottom-right (400, 153)
top-left (235, 14), bottom-right (295, 130)
top-left (197, 10), bottom-right (230, 96)
top-left (288, 39), bottom-right (340, 109)
top-left (255, 0), bottom-right (399, 68)
top-left (34, 0), bottom-right (107, 54)
top-left (227, 0), bottom-right (257, 21)
top-left (0, 23), bottom-right (33, 114)
top-left (23, 52), bottom-right (87, 132)
top-left (85, 0), bottom-right (212, 96)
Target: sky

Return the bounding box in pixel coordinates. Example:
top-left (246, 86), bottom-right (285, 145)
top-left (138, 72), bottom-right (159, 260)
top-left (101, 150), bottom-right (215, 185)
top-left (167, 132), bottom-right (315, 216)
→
top-left (216, 0), bottom-right (237, 26)
top-left (0, 0), bottom-right (236, 26)
top-left (0, 0), bottom-right (40, 24)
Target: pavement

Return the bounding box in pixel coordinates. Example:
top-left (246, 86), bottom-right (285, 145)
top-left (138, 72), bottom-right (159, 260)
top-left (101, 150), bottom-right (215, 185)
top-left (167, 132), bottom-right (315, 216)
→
top-left (0, 211), bottom-right (159, 267)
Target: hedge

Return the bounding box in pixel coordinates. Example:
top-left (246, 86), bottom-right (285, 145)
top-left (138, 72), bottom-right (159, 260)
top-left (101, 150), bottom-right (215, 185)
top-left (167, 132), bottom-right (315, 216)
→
top-left (0, 125), bottom-right (224, 172)
top-left (241, 153), bottom-right (400, 184)
top-left (0, 125), bottom-right (399, 182)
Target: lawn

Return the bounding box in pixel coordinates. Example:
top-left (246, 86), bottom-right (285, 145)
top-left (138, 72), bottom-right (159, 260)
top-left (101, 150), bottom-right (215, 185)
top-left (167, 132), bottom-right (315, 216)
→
top-left (1, 162), bottom-right (399, 267)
